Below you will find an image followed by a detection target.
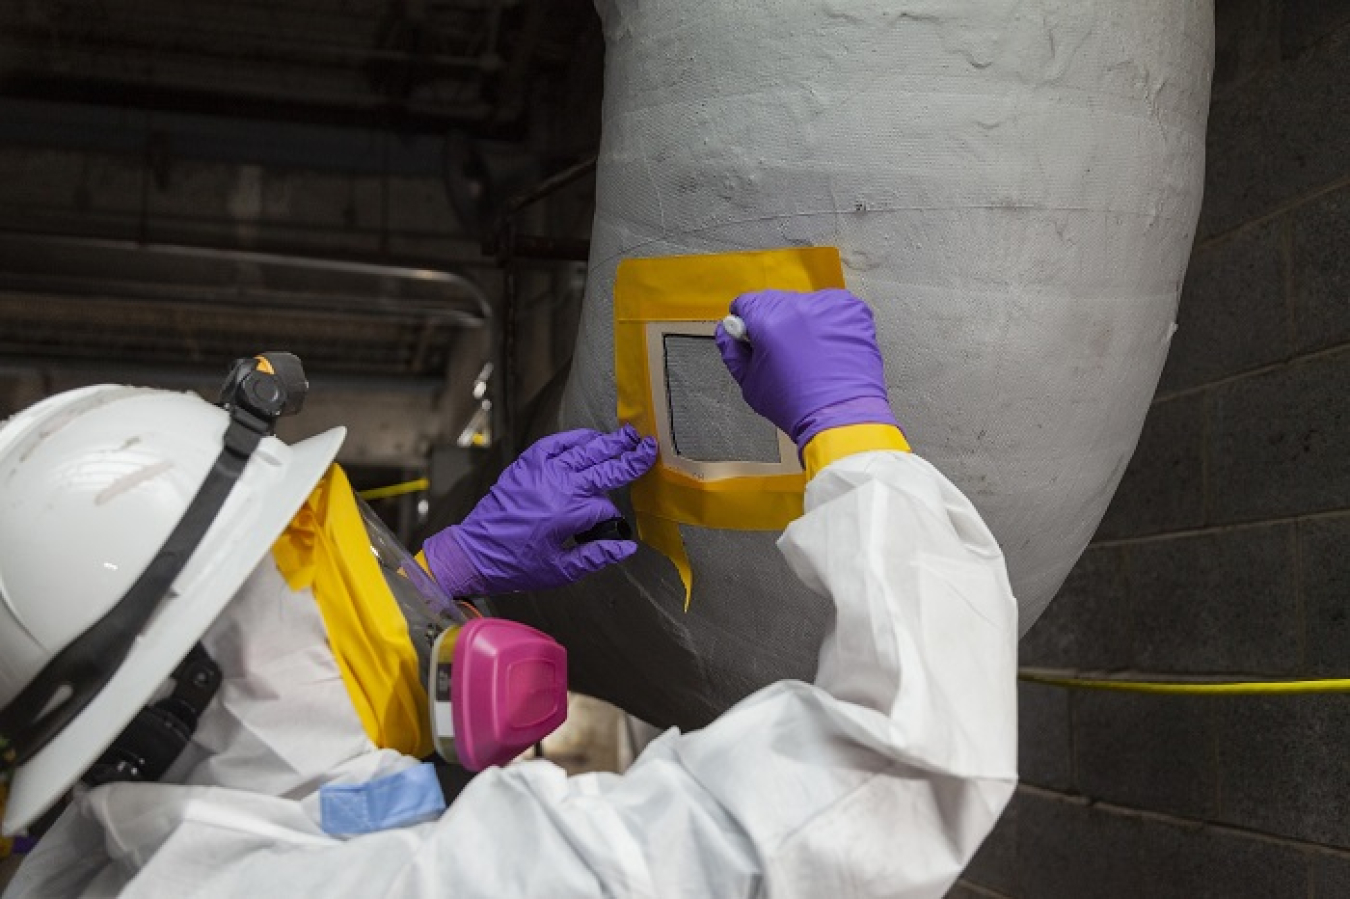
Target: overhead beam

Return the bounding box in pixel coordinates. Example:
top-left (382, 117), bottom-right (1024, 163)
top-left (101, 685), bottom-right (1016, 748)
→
top-left (0, 72), bottom-right (523, 137)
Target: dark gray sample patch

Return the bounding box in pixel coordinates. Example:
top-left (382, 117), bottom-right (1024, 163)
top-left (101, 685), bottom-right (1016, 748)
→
top-left (662, 334), bottom-right (780, 463)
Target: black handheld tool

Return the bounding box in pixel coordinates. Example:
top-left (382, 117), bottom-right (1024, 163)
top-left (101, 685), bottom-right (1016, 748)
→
top-left (574, 517), bottom-right (633, 544)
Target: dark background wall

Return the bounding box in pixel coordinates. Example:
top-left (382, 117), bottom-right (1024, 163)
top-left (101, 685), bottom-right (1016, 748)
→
top-left (952, 2), bottom-right (1350, 897)
top-left (0, 0), bottom-right (603, 540)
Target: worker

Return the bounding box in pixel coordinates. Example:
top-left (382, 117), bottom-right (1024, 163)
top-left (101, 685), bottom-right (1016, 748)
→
top-left (0, 288), bottom-right (1017, 898)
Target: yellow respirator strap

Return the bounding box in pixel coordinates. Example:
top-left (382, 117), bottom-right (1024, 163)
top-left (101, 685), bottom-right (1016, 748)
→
top-left (272, 465), bottom-right (432, 758)
top-left (803, 425), bottom-right (911, 481)
top-left (615, 246), bottom-right (846, 608)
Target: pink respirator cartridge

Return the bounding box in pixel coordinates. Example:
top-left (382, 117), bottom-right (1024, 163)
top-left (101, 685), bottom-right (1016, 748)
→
top-left (429, 618), bottom-right (568, 772)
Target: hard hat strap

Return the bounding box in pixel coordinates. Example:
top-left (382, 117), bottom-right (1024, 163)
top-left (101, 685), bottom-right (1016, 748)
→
top-left (0, 415), bottom-right (262, 765)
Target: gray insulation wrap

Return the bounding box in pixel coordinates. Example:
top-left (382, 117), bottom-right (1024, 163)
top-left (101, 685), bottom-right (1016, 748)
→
top-left (510, 0), bottom-right (1214, 729)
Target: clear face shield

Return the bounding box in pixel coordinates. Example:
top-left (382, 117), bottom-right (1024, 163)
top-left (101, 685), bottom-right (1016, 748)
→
top-left (357, 499), bottom-right (568, 771)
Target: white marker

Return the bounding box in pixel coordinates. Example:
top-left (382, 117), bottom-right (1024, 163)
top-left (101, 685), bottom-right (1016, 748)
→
top-left (722, 314), bottom-right (750, 344)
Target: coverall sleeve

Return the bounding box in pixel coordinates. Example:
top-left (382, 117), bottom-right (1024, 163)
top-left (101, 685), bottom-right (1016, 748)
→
top-left (35, 450), bottom-right (1017, 899)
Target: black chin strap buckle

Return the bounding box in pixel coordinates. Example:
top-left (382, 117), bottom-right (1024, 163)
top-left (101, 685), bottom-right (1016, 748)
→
top-left (82, 644), bottom-right (222, 789)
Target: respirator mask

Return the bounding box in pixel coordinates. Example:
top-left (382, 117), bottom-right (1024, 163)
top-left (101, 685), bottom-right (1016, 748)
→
top-left (359, 502), bottom-right (568, 771)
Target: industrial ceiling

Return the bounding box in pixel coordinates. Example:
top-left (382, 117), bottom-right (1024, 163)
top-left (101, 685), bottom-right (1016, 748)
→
top-left (0, 3), bottom-right (630, 857)
top-left (0, 0), bottom-right (600, 473)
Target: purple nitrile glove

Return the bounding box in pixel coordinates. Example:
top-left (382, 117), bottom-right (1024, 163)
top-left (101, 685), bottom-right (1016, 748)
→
top-left (714, 288), bottom-right (899, 450)
top-left (423, 425), bottom-right (657, 597)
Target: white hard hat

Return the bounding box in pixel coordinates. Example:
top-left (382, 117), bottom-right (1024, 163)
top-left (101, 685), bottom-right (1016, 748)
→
top-left (0, 384), bottom-right (344, 834)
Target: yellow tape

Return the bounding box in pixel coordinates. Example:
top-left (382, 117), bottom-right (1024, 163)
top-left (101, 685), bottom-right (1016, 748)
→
top-left (273, 465), bottom-right (432, 758)
top-left (615, 247), bottom-right (846, 607)
top-left (803, 424), bottom-right (911, 480)
top-left (636, 516), bottom-right (693, 608)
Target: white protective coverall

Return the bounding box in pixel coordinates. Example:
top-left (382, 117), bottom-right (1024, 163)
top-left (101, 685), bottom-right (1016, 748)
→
top-left (5, 450), bottom-right (1017, 899)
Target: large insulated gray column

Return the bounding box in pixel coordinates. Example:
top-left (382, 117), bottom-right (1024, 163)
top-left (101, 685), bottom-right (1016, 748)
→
top-left (524, 0), bottom-right (1213, 729)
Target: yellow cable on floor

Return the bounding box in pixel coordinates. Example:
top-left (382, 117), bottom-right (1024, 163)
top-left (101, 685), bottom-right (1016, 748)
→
top-left (1019, 670), bottom-right (1350, 695)
top-left (357, 478), bottom-right (430, 501)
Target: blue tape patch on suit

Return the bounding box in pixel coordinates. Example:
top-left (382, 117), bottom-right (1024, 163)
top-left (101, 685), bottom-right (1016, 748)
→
top-left (319, 763), bottom-right (447, 836)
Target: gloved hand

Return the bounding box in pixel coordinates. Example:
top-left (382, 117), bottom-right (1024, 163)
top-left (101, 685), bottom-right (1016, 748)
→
top-left (714, 288), bottom-right (899, 449)
top-left (422, 426), bottom-right (657, 597)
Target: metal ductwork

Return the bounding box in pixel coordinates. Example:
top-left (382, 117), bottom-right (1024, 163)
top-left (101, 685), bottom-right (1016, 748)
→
top-left (504, 0), bottom-right (1215, 729)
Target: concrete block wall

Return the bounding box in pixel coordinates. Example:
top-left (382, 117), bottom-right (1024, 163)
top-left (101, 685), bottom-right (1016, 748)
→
top-left (953, 3), bottom-right (1350, 896)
